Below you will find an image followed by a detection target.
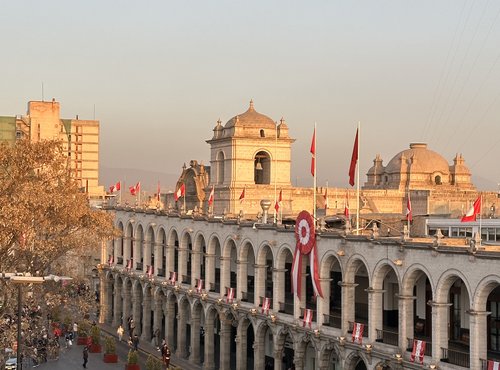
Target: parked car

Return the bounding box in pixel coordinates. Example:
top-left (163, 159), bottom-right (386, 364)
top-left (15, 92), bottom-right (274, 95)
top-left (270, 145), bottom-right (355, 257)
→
top-left (5, 356), bottom-right (17, 370)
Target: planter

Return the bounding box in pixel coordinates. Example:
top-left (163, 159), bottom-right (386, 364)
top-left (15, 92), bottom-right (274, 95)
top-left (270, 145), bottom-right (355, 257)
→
top-left (77, 336), bottom-right (91, 345)
top-left (125, 365), bottom-right (140, 370)
top-left (103, 353), bottom-right (118, 363)
top-left (89, 343), bottom-right (102, 353)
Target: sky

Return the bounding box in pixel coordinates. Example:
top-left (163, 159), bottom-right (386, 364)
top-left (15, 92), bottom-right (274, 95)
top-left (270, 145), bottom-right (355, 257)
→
top-left (1, 1), bottom-right (500, 191)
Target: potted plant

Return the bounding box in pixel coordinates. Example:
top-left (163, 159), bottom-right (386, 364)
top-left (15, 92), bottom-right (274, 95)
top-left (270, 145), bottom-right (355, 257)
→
top-left (103, 336), bottom-right (118, 363)
top-left (77, 321), bottom-right (91, 345)
top-left (126, 350), bottom-right (140, 370)
top-left (145, 354), bottom-right (162, 370)
top-left (89, 325), bottom-right (102, 353)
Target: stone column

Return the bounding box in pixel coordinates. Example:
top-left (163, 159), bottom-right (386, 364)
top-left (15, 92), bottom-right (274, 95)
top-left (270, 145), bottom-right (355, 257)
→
top-left (340, 282), bottom-right (358, 334)
top-left (469, 310), bottom-right (490, 370)
top-left (178, 247), bottom-right (187, 283)
top-left (153, 299), bottom-right (163, 343)
top-left (397, 295), bottom-right (415, 351)
top-left (220, 257), bottom-right (231, 296)
top-left (141, 294), bottom-right (152, 341)
top-left (205, 253), bottom-right (215, 292)
top-left (253, 336), bottom-right (265, 370)
top-left (204, 319), bottom-right (215, 370)
top-left (144, 240), bottom-right (152, 273)
top-left (430, 301), bottom-right (451, 363)
top-left (123, 236), bottom-right (131, 262)
top-left (154, 242), bottom-right (162, 276)
top-left (176, 305), bottom-right (187, 358)
top-left (318, 278), bottom-right (332, 327)
top-left (254, 264), bottom-right (267, 306)
top-left (191, 250), bottom-right (202, 287)
top-left (236, 259), bottom-right (248, 301)
top-left (105, 279), bottom-right (113, 323)
top-left (293, 346), bottom-right (305, 370)
top-left (113, 281), bottom-right (122, 326)
top-left (190, 310), bottom-right (201, 364)
top-left (122, 286), bottom-right (131, 331)
top-left (132, 287), bottom-right (142, 337)
top-left (236, 324), bottom-right (247, 370)
top-left (166, 243), bottom-right (175, 277)
top-left (367, 288), bottom-right (385, 343)
top-left (274, 346), bottom-right (284, 370)
top-left (219, 318), bottom-right (231, 370)
top-left (273, 268), bottom-right (286, 313)
top-left (166, 300), bottom-right (175, 348)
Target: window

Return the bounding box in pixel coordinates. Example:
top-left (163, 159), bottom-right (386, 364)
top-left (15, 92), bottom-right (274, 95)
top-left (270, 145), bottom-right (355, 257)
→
top-left (435, 175), bottom-right (442, 185)
top-left (260, 129), bottom-right (265, 137)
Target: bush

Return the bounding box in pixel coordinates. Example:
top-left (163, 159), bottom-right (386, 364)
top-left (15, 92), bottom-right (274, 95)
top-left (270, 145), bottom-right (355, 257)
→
top-left (78, 321), bottom-right (90, 337)
top-left (145, 354), bottom-right (163, 370)
top-left (127, 350), bottom-right (139, 365)
top-left (104, 336), bottom-right (116, 355)
top-left (90, 325), bottom-right (101, 345)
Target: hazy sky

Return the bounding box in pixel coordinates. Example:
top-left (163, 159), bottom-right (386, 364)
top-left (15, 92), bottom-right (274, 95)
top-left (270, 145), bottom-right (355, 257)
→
top-left (1, 1), bottom-right (500, 190)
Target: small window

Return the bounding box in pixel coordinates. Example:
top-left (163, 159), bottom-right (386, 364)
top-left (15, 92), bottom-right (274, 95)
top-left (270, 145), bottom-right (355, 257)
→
top-left (260, 129), bottom-right (265, 137)
top-left (435, 175), bottom-right (442, 185)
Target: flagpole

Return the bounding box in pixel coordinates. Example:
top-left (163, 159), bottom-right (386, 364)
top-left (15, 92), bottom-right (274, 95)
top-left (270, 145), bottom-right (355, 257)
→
top-left (407, 159), bottom-right (411, 237)
top-left (313, 122), bottom-right (317, 227)
top-left (356, 121), bottom-right (360, 235)
top-left (274, 121), bottom-right (278, 224)
top-left (479, 193), bottom-right (482, 245)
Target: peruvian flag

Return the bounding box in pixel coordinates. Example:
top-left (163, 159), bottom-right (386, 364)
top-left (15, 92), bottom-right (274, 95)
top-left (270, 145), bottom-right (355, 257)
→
top-left (108, 254), bottom-right (114, 266)
top-left (323, 187), bottom-right (329, 209)
top-left (169, 271), bottom-right (177, 285)
top-left (349, 128), bottom-right (359, 186)
top-left (239, 187), bottom-right (246, 203)
top-left (410, 339), bottom-right (426, 364)
top-left (303, 308), bottom-right (313, 328)
top-left (406, 193), bottom-right (413, 222)
top-left (262, 297), bottom-right (271, 314)
top-left (226, 287), bottom-right (235, 303)
top-left (344, 192), bottom-right (350, 219)
top-left (129, 182), bottom-right (140, 196)
top-left (274, 188), bottom-right (282, 212)
top-left (488, 360), bottom-right (500, 370)
top-left (310, 127), bottom-right (316, 176)
top-left (146, 265), bottom-right (154, 278)
top-left (174, 183), bottom-right (185, 201)
top-left (461, 196), bottom-right (481, 222)
top-left (208, 185), bottom-right (215, 206)
top-left (196, 279), bottom-right (204, 293)
top-left (109, 181), bottom-right (121, 193)
top-left (352, 322), bottom-right (364, 344)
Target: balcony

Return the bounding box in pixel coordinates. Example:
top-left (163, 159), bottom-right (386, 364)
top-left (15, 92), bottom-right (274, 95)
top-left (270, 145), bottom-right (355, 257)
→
top-left (182, 274), bottom-right (190, 284)
top-left (348, 321), bottom-right (368, 338)
top-left (117, 256), bottom-right (123, 265)
top-left (441, 347), bottom-right (470, 368)
top-left (376, 328), bottom-right (399, 346)
top-left (136, 262), bottom-right (143, 271)
top-left (406, 337), bottom-right (432, 356)
top-left (241, 291), bottom-right (255, 303)
top-left (157, 268), bottom-right (165, 277)
top-left (322, 312), bottom-right (341, 329)
top-left (278, 301), bottom-right (294, 315)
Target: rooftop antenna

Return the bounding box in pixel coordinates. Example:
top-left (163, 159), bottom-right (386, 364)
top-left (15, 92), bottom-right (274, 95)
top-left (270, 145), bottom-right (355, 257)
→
top-left (41, 82), bottom-right (44, 102)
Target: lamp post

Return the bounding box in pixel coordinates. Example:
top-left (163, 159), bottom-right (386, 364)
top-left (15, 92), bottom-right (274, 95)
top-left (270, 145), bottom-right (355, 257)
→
top-left (3, 274), bottom-right (72, 370)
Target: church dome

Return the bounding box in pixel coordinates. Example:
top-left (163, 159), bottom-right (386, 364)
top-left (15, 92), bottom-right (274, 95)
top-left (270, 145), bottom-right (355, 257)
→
top-left (225, 100), bottom-right (276, 130)
top-left (385, 143), bottom-right (450, 175)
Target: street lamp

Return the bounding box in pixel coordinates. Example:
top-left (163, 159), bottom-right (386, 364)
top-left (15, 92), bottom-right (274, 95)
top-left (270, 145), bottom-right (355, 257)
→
top-left (3, 274), bottom-right (72, 370)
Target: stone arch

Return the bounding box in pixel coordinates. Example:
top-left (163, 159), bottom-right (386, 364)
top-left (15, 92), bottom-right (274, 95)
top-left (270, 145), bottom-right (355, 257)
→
top-left (254, 149), bottom-right (272, 184)
top-left (144, 225), bottom-right (155, 273)
top-left (344, 350), bottom-right (369, 370)
top-left (239, 240), bottom-right (257, 304)
top-left (473, 274), bottom-right (500, 311)
top-left (276, 244), bottom-right (294, 314)
top-left (319, 252), bottom-right (343, 329)
top-left (134, 224), bottom-right (145, 269)
top-left (180, 230), bottom-right (193, 284)
top-left (401, 263), bottom-right (435, 296)
top-left (371, 260), bottom-right (401, 290)
top-left (344, 254), bottom-right (371, 284)
top-left (221, 238), bottom-right (238, 297)
top-left (435, 268), bottom-right (473, 303)
top-left (216, 150), bottom-right (225, 185)
top-left (156, 227), bottom-right (167, 277)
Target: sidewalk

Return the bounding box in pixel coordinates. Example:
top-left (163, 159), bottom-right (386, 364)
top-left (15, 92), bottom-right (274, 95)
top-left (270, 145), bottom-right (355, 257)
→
top-left (99, 322), bottom-right (200, 370)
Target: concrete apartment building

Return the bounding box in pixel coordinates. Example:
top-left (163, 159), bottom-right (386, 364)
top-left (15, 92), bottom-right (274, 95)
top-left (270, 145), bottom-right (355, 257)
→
top-left (0, 99), bottom-right (104, 198)
top-left (101, 102), bottom-right (500, 370)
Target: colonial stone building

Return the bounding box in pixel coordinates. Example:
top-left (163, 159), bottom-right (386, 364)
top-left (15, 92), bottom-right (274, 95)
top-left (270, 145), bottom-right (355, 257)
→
top-left (101, 102), bottom-right (500, 369)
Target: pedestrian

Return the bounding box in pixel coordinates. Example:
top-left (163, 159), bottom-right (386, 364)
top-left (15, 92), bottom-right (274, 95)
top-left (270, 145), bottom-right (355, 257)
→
top-left (73, 322), bottom-right (78, 340)
top-left (132, 333), bottom-right (139, 351)
top-left (82, 345), bottom-right (89, 368)
top-left (117, 324), bottom-right (124, 342)
top-left (162, 343), bottom-right (171, 369)
top-left (129, 318), bottom-right (135, 335)
top-left (153, 327), bottom-right (160, 350)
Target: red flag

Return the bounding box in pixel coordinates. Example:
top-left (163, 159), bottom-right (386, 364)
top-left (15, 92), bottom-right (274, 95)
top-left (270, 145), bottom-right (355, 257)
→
top-left (109, 181), bottom-right (121, 193)
top-left (239, 187), bottom-right (245, 203)
top-left (262, 297), bottom-right (271, 314)
top-left (157, 181), bottom-right (161, 202)
top-left (303, 308), bottom-right (313, 328)
top-left (174, 183), bottom-right (185, 201)
top-left (349, 128), bottom-right (358, 186)
top-left (129, 182), bottom-right (140, 196)
top-left (208, 185), bottom-right (215, 206)
top-left (406, 193), bottom-right (412, 222)
top-left (344, 192), bottom-right (350, 219)
top-left (274, 188), bottom-right (282, 212)
top-left (488, 360), bottom-right (500, 370)
top-left (410, 339), bottom-right (426, 364)
top-left (310, 128), bottom-right (316, 176)
top-left (352, 322), bottom-right (364, 344)
top-left (461, 196), bottom-right (481, 222)
top-left (226, 287), bottom-right (235, 303)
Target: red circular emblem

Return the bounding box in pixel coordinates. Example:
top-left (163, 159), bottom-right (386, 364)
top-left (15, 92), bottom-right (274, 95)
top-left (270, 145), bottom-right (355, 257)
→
top-left (295, 210), bottom-right (315, 255)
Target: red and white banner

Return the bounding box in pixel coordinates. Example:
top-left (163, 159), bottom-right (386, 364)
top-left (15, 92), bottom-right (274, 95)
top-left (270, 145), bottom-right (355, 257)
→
top-left (129, 182), bottom-right (140, 196)
top-left (274, 188), bottom-right (282, 213)
top-left (146, 265), bottom-right (154, 278)
top-left (406, 193), bottom-right (412, 222)
top-left (126, 258), bottom-right (133, 270)
top-left (157, 181), bottom-right (161, 202)
top-left (169, 271), bottom-right (177, 285)
top-left (174, 183), bottom-right (185, 201)
top-left (310, 128), bottom-right (316, 177)
top-left (226, 287), bottom-right (235, 303)
top-left (352, 322), bottom-right (364, 344)
top-left (410, 339), bottom-right (426, 364)
top-left (239, 187), bottom-right (246, 203)
top-left (292, 210), bottom-right (323, 298)
top-left (108, 254), bottom-right (114, 265)
top-left (461, 195), bottom-right (481, 222)
top-left (109, 181), bottom-right (121, 193)
top-left (208, 185), bottom-right (215, 206)
top-left (196, 279), bottom-right (204, 293)
top-left (488, 360), bottom-right (500, 370)
top-left (348, 128), bottom-right (359, 186)
top-left (344, 192), bottom-right (350, 219)
top-left (262, 297), bottom-right (271, 314)
top-left (303, 308), bottom-right (313, 328)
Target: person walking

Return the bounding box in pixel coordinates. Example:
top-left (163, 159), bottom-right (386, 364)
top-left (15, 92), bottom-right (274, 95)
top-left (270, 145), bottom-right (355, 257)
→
top-left (132, 333), bottom-right (139, 351)
top-left (117, 325), bottom-right (124, 342)
top-left (73, 322), bottom-right (78, 340)
top-left (82, 345), bottom-right (89, 368)
top-left (161, 342), bottom-right (171, 369)
top-left (129, 318), bottom-right (135, 336)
